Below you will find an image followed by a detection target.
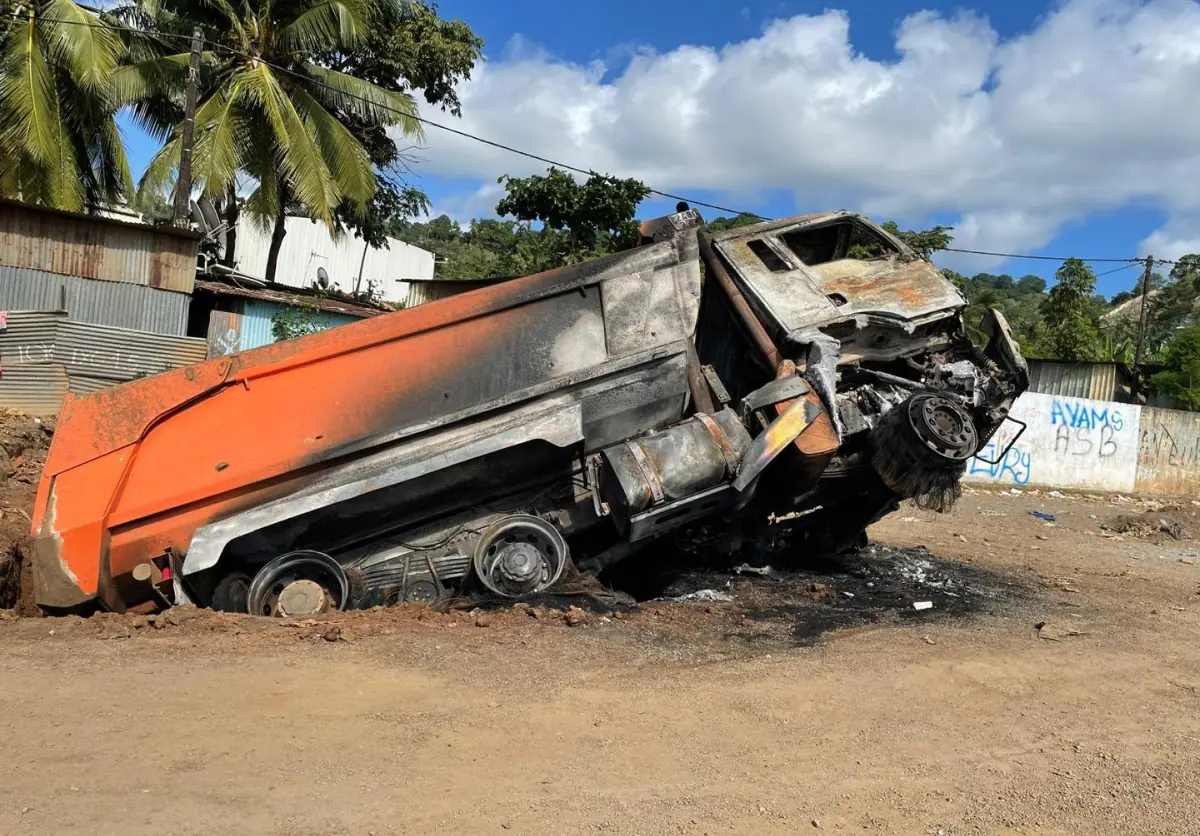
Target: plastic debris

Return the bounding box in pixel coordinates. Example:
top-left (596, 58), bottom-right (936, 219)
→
top-left (1048, 490), bottom-right (1065, 498)
top-left (1029, 511), bottom-right (1057, 522)
top-left (673, 589), bottom-right (734, 603)
top-left (733, 563), bottom-right (775, 577)
top-left (912, 601), bottom-right (934, 611)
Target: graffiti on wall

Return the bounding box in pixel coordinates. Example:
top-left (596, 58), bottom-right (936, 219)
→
top-left (965, 392), bottom-right (1140, 492)
top-left (1134, 408), bottom-right (1200, 495)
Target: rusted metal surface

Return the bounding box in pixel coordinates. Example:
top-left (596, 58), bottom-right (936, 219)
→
top-left (1027, 359), bottom-right (1126, 403)
top-left (698, 231), bottom-right (782, 368)
top-left (1135, 407), bottom-right (1200, 496)
top-left (194, 279), bottom-right (387, 318)
top-left (0, 200), bottom-right (198, 293)
top-left (710, 212), bottom-right (964, 335)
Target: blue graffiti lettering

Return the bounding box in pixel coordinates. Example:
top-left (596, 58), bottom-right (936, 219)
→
top-left (969, 441), bottom-right (1032, 485)
top-left (1049, 398), bottom-right (1122, 431)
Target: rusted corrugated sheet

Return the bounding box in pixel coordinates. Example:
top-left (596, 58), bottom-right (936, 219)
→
top-left (0, 311), bottom-right (70, 415)
top-left (55, 321), bottom-right (207, 388)
top-left (1135, 407), bottom-right (1200, 496)
top-left (0, 266), bottom-right (190, 335)
top-left (1027, 360), bottom-right (1120, 402)
top-left (403, 277), bottom-right (505, 307)
top-left (0, 200), bottom-right (197, 293)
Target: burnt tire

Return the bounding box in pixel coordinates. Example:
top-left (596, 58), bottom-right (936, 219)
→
top-left (210, 571), bottom-right (252, 613)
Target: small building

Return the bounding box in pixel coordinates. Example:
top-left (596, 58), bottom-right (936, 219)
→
top-left (0, 198), bottom-right (199, 336)
top-left (229, 216), bottom-right (435, 305)
top-left (398, 276), bottom-right (509, 308)
top-left (1026, 359), bottom-right (1138, 403)
top-left (190, 277), bottom-right (389, 358)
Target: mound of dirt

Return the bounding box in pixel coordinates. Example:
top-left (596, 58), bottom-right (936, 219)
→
top-left (0, 409), bottom-right (53, 612)
top-left (1104, 513), bottom-right (1189, 542)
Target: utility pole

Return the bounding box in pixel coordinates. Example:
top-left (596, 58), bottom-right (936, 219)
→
top-left (174, 28), bottom-right (203, 226)
top-left (1132, 254), bottom-right (1155, 393)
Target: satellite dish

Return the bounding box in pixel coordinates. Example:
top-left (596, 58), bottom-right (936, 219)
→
top-left (316, 267), bottom-right (331, 289)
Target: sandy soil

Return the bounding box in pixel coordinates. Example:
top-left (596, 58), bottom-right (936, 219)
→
top-left (2, 484), bottom-right (1199, 835)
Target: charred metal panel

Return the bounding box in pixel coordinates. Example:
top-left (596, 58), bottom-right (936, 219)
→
top-left (712, 213), bottom-right (965, 333)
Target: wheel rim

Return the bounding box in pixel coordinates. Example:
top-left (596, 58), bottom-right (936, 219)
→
top-left (472, 515), bottom-right (568, 598)
top-left (246, 550), bottom-right (350, 617)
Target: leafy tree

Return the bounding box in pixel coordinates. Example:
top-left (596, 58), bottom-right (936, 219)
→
top-left (1151, 326), bottom-right (1200, 410)
top-left (495, 167), bottom-right (651, 261)
top-left (131, 0), bottom-right (423, 282)
top-left (0, 0), bottom-right (133, 210)
top-left (703, 212), bottom-right (763, 233)
top-left (1036, 258), bottom-right (1104, 360)
top-left (318, 0), bottom-right (482, 248)
top-left (881, 221), bottom-right (954, 259)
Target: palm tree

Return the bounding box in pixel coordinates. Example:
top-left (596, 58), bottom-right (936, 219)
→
top-left (0, 0), bottom-right (133, 211)
top-left (127, 0), bottom-right (422, 281)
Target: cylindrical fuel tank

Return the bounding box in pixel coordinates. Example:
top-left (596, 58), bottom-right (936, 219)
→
top-left (598, 408), bottom-right (752, 532)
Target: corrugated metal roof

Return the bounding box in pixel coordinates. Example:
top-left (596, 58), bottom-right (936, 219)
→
top-left (194, 278), bottom-right (385, 318)
top-left (0, 200), bottom-right (197, 293)
top-left (1027, 360), bottom-right (1122, 402)
top-left (0, 266), bottom-right (190, 335)
top-left (55, 320), bottom-right (207, 386)
top-left (0, 311), bottom-right (70, 415)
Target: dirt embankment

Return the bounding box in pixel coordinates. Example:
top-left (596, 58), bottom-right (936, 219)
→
top-left (0, 410), bottom-right (51, 613)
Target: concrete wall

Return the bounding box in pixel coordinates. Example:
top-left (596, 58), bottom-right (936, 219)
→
top-left (963, 391), bottom-right (1200, 497)
top-left (965, 392), bottom-right (1141, 493)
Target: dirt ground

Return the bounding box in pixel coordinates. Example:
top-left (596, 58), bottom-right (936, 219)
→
top-left (2, 478), bottom-right (1200, 836)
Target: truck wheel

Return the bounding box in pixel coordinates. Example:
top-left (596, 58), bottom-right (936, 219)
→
top-left (211, 571), bottom-right (252, 613)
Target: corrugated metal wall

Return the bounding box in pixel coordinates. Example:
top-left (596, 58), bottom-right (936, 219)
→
top-left (232, 217), bottom-right (434, 304)
top-left (1027, 360), bottom-right (1122, 402)
top-left (0, 311), bottom-right (70, 415)
top-left (238, 299), bottom-right (360, 351)
top-left (0, 201), bottom-right (197, 293)
top-left (401, 278), bottom-right (505, 308)
top-left (0, 311), bottom-right (207, 415)
top-left (0, 266), bottom-right (190, 335)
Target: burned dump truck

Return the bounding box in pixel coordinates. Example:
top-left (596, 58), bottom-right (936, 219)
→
top-left (31, 210), bottom-right (1027, 616)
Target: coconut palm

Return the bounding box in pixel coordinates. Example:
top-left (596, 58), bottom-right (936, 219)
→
top-left (0, 0), bottom-right (133, 211)
top-left (126, 0), bottom-right (422, 281)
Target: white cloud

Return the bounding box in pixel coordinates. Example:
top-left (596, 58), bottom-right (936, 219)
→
top-left (403, 0), bottom-right (1200, 258)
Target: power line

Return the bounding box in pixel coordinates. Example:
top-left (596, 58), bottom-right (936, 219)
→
top-left (1094, 262), bottom-right (1141, 278)
top-left (6, 10), bottom-right (1180, 265)
top-left (941, 247), bottom-right (1139, 264)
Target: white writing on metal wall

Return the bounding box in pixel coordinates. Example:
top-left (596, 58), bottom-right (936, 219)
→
top-left (965, 392), bottom-right (1140, 492)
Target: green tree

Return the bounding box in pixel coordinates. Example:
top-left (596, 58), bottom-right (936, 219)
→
top-left (1037, 258), bottom-right (1104, 360)
top-left (132, 0), bottom-right (424, 282)
top-left (318, 0), bottom-right (482, 248)
top-left (880, 221), bottom-right (954, 259)
top-left (1151, 326), bottom-right (1200, 410)
top-left (495, 167), bottom-right (651, 263)
top-left (0, 0), bottom-right (133, 210)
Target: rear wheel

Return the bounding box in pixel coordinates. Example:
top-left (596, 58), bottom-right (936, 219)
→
top-left (210, 571), bottom-right (252, 613)
top-left (247, 550), bottom-right (350, 617)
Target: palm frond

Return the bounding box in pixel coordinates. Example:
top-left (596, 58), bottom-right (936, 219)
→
top-left (239, 63), bottom-right (339, 224)
top-left (191, 81), bottom-right (252, 201)
top-left (40, 0), bottom-right (122, 93)
top-left (276, 0), bottom-right (371, 52)
top-left (138, 133), bottom-right (181, 199)
top-left (0, 13), bottom-right (61, 164)
top-left (111, 52), bottom-right (192, 106)
top-left (289, 84), bottom-right (374, 206)
top-left (299, 65), bottom-right (422, 138)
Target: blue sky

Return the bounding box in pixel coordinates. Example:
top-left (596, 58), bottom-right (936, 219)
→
top-left (121, 0), bottom-right (1200, 296)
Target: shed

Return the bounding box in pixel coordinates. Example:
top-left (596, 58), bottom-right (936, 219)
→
top-left (190, 278), bottom-right (388, 358)
top-left (1026, 359), bottom-right (1137, 403)
top-left (399, 276), bottom-right (509, 308)
top-left (0, 199), bottom-right (199, 293)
